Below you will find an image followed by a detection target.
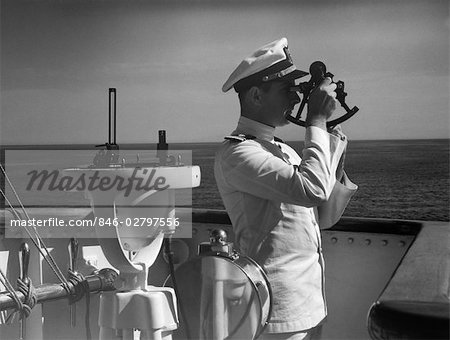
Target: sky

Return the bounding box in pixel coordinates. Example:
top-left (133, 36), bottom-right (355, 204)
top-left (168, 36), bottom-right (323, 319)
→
top-left (1, 0), bottom-right (449, 144)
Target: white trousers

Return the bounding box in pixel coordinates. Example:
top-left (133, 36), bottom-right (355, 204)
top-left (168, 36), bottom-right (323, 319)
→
top-left (259, 324), bottom-right (323, 340)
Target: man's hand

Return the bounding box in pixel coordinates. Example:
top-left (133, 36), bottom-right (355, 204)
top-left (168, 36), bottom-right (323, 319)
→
top-left (306, 77), bottom-right (337, 130)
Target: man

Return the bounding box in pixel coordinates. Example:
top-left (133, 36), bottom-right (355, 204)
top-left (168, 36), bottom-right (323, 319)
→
top-left (214, 38), bottom-right (358, 339)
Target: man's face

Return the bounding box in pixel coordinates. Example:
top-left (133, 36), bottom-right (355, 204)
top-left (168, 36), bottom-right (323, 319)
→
top-left (260, 80), bottom-right (300, 127)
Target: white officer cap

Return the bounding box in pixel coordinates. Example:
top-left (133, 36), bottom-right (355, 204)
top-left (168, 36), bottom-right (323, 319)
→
top-left (222, 37), bottom-right (308, 93)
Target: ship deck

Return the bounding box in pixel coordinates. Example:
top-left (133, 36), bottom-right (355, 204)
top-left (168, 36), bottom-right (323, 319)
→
top-left (1, 207), bottom-right (449, 339)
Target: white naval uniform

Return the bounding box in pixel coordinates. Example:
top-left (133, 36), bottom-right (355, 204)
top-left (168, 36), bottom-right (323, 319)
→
top-left (214, 116), bottom-right (357, 333)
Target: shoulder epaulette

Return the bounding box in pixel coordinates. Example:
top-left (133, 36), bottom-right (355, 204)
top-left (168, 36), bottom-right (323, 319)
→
top-left (224, 134), bottom-right (256, 142)
top-left (274, 136), bottom-right (284, 143)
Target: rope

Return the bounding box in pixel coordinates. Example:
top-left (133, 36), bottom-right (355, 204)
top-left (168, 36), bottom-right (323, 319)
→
top-left (1, 165), bottom-right (94, 338)
top-left (0, 188), bottom-right (69, 289)
top-left (16, 278), bottom-right (37, 319)
top-left (67, 270), bottom-right (87, 304)
top-left (1, 163), bottom-right (29, 220)
top-left (0, 168), bottom-right (70, 289)
top-left (0, 268), bottom-right (24, 324)
top-left (67, 270), bottom-right (92, 340)
top-left (1, 163), bottom-right (69, 282)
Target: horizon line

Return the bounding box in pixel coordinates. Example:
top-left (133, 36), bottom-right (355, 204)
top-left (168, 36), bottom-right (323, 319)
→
top-left (1, 137), bottom-right (449, 148)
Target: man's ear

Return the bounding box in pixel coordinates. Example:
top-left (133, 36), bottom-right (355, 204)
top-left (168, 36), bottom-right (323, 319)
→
top-left (247, 86), bottom-right (263, 106)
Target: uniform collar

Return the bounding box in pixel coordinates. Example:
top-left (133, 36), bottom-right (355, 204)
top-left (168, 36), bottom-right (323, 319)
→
top-left (234, 116), bottom-right (275, 142)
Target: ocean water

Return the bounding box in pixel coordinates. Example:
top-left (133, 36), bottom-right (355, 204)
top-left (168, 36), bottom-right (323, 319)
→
top-left (1, 139), bottom-right (449, 221)
top-left (189, 139), bottom-right (449, 221)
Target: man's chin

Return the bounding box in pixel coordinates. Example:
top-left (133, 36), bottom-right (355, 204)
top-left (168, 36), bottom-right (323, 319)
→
top-left (281, 110), bottom-right (293, 126)
top-left (274, 119), bottom-right (290, 128)
top-left (280, 118), bottom-right (290, 126)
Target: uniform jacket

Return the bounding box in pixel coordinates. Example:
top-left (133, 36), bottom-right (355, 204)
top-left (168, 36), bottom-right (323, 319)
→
top-left (214, 116), bottom-right (357, 333)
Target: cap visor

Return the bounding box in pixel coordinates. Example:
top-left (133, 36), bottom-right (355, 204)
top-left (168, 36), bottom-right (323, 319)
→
top-left (280, 69), bottom-right (309, 81)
